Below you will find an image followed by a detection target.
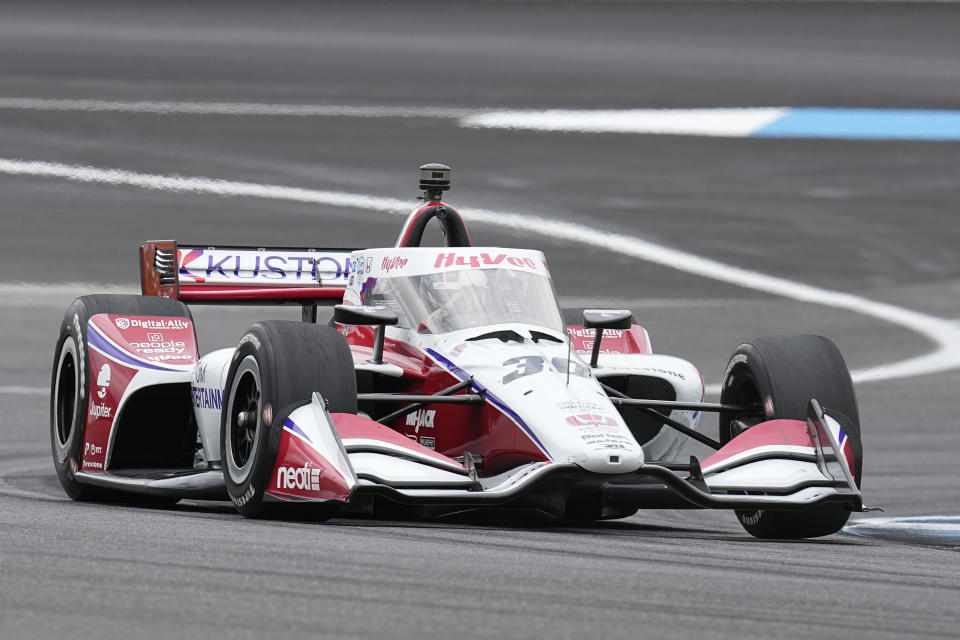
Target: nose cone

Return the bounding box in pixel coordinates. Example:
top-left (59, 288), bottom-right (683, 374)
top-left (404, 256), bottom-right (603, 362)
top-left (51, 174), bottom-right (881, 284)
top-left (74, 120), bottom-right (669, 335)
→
top-left (440, 333), bottom-right (644, 474)
top-left (562, 418), bottom-right (645, 474)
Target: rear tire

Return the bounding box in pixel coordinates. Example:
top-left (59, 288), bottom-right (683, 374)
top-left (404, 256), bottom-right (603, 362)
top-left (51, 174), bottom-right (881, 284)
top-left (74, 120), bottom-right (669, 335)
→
top-left (719, 335), bottom-right (863, 539)
top-left (50, 295), bottom-right (193, 501)
top-left (220, 321), bottom-right (356, 518)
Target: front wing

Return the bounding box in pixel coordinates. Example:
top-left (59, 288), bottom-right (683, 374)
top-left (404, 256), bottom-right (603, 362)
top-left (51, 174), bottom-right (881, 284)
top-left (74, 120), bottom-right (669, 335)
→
top-left (267, 395), bottom-right (863, 516)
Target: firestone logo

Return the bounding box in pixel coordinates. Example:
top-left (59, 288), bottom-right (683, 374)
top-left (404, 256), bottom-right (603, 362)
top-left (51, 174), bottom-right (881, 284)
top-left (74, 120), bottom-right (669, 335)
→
top-left (277, 462), bottom-right (321, 491)
top-left (381, 256), bottom-right (408, 273)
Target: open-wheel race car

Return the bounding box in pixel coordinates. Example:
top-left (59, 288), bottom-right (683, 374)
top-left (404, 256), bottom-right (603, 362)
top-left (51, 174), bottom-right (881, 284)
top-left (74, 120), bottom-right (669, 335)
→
top-left (50, 164), bottom-right (867, 538)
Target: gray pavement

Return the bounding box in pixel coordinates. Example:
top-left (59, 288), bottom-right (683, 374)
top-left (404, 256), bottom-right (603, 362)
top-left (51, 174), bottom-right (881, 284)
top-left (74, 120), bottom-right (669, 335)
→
top-left (1, 2), bottom-right (959, 639)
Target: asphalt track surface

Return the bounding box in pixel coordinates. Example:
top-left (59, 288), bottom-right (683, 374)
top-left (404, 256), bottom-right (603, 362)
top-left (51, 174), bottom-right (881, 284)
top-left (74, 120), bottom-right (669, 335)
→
top-left (2, 2), bottom-right (960, 638)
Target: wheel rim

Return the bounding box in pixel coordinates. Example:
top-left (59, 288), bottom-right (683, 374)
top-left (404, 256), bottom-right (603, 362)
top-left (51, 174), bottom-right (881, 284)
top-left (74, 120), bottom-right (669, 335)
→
top-left (53, 338), bottom-right (79, 457)
top-left (721, 367), bottom-right (763, 443)
top-left (225, 355), bottom-right (261, 484)
top-left (723, 367), bottom-right (767, 524)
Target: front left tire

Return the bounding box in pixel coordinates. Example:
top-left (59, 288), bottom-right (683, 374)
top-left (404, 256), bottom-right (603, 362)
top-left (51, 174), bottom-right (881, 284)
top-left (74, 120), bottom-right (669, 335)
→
top-left (220, 321), bottom-right (357, 519)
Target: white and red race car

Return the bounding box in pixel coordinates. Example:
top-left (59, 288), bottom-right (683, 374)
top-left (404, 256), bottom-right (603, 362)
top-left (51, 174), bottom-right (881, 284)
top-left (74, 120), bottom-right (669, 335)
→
top-left (50, 164), bottom-right (865, 538)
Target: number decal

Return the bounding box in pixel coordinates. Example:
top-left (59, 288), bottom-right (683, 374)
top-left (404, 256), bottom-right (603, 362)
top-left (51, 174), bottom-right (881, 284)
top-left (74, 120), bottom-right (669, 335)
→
top-left (502, 356), bottom-right (544, 385)
top-left (552, 357), bottom-right (591, 379)
top-left (501, 356), bottom-right (590, 384)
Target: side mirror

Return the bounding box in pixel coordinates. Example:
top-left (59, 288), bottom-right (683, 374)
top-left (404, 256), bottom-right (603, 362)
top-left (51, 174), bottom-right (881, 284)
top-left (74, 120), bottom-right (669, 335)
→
top-left (581, 309), bottom-right (633, 368)
top-left (334, 305), bottom-right (399, 327)
top-left (334, 305), bottom-right (399, 364)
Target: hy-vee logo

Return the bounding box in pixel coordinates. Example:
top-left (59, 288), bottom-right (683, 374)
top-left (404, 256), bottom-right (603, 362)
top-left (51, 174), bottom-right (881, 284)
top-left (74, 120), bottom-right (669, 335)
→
top-left (381, 256), bottom-right (408, 273)
top-left (434, 252), bottom-right (540, 270)
top-left (276, 462), bottom-right (321, 492)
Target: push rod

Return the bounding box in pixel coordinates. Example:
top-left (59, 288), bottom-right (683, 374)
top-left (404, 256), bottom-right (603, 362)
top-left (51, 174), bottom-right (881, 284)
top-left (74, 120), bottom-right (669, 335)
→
top-left (373, 378), bottom-right (477, 425)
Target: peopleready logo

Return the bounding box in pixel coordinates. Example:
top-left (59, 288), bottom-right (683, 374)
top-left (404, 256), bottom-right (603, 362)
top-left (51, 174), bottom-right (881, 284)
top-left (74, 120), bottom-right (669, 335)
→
top-left (114, 317), bottom-right (190, 330)
top-left (129, 339), bottom-right (187, 355)
top-left (277, 462), bottom-right (321, 491)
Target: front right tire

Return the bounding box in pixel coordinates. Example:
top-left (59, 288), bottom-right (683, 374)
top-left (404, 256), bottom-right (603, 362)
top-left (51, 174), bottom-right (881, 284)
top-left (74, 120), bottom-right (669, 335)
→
top-left (50, 294), bottom-right (193, 500)
top-left (719, 334), bottom-right (863, 539)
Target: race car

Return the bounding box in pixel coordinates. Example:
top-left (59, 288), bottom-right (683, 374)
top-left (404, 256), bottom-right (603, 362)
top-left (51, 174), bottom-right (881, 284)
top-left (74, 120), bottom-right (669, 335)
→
top-left (50, 163), bottom-right (866, 538)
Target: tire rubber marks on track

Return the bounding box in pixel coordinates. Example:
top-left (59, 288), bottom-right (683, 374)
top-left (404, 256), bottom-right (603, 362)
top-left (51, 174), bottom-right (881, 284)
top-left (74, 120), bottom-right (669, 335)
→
top-left (1, 158), bottom-right (959, 391)
top-left (0, 457), bottom-right (70, 502)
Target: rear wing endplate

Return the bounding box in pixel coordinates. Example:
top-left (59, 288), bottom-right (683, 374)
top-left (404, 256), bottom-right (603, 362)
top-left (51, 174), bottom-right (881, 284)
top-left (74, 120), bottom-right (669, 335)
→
top-left (140, 241), bottom-right (357, 317)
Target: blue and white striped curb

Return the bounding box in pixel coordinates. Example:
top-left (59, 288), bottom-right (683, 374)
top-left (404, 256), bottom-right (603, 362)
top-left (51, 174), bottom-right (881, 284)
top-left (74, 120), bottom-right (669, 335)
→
top-left (463, 107), bottom-right (960, 140)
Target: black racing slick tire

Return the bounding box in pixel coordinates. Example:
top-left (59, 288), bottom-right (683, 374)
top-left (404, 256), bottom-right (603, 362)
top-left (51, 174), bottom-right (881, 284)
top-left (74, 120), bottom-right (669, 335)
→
top-left (50, 294), bottom-right (194, 501)
top-left (220, 321), bottom-right (356, 519)
top-left (719, 335), bottom-right (863, 539)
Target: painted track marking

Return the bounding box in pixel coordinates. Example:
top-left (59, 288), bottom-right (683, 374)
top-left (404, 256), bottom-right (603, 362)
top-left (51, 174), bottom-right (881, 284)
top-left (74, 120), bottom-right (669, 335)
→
top-left (464, 107), bottom-right (960, 140)
top-left (1, 158), bottom-right (959, 394)
top-left (0, 386), bottom-right (47, 396)
top-left (0, 97), bottom-right (472, 119)
top-left (4, 98), bottom-right (960, 140)
top-left (845, 516), bottom-right (960, 547)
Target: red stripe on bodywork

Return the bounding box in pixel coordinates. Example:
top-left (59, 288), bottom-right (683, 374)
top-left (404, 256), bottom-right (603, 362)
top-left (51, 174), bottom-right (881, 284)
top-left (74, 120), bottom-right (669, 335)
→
top-left (179, 284), bottom-right (344, 302)
top-left (339, 327), bottom-right (550, 475)
top-left (332, 413), bottom-right (464, 468)
top-left (397, 202), bottom-right (439, 248)
top-left (702, 419), bottom-right (812, 470)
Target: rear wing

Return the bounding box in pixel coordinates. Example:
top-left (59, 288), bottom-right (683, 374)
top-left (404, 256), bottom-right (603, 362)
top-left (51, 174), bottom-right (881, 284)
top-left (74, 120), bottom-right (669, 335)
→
top-left (140, 241), bottom-right (357, 318)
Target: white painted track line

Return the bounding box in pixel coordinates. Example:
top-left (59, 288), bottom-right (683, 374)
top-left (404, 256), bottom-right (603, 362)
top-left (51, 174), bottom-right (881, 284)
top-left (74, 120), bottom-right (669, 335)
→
top-left (0, 97), bottom-right (473, 119)
top-left (462, 108), bottom-right (787, 136)
top-left (0, 386), bottom-right (48, 396)
top-left (2, 158), bottom-right (959, 396)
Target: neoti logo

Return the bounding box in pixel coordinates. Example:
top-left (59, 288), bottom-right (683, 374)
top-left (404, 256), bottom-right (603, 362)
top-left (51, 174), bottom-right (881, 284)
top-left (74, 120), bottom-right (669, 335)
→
top-left (277, 462), bottom-right (321, 491)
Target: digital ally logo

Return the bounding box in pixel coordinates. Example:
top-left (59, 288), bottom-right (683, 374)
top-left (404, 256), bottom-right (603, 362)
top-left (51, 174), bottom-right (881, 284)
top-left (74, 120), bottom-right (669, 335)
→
top-left (115, 317), bottom-right (130, 329)
top-left (96, 363), bottom-right (111, 399)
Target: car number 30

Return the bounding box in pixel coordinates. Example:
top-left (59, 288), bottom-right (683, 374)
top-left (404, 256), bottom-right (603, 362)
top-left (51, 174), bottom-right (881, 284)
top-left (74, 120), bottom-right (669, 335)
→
top-left (501, 356), bottom-right (590, 385)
